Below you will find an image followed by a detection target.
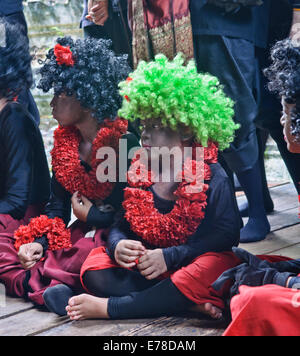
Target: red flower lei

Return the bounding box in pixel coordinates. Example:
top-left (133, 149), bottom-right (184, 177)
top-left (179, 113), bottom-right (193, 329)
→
top-left (51, 118), bottom-right (128, 201)
top-left (123, 141), bottom-right (218, 248)
top-left (14, 215), bottom-right (72, 252)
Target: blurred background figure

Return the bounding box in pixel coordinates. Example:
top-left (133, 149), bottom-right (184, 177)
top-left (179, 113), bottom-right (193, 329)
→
top-left (0, 0), bottom-right (40, 124)
top-left (81, 0), bottom-right (132, 66)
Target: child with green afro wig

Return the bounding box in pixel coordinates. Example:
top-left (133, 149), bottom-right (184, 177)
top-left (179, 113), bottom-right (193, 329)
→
top-left (118, 54), bottom-right (239, 151)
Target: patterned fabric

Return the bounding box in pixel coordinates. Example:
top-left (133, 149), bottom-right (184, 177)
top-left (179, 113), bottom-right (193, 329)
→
top-left (128, 0), bottom-right (194, 68)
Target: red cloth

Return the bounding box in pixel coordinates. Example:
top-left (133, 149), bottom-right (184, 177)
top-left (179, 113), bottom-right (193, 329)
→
top-left (80, 247), bottom-right (241, 308)
top-left (0, 220), bottom-right (106, 305)
top-left (224, 284), bottom-right (300, 336)
top-left (0, 205), bottom-right (43, 234)
top-left (223, 254), bottom-right (298, 336)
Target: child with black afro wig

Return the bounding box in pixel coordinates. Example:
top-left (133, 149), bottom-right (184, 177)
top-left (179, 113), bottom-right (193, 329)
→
top-left (2, 36), bottom-right (140, 316)
top-left (265, 38), bottom-right (300, 154)
top-left (38, 36), bottom-right (130, 123)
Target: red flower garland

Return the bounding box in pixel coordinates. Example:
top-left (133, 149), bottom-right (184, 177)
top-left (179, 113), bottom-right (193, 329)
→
top-left (14, 215), bottom-right (72, 252)
top-left (54, 44), bottom-right (75, 67)
top-left (123, 142), bottom-right (218, 248)
top-left (51, 118), bottom-right (128, 201)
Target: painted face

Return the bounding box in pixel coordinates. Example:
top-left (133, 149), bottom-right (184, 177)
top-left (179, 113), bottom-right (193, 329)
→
top-left (281, 98), bottom-right (300, 154)
top-left (50, 93), bottom-right (85, 127)
top-left (139, 119), bottom-right (194, 177)
top-left (140, 119), bottom-right (185, 152)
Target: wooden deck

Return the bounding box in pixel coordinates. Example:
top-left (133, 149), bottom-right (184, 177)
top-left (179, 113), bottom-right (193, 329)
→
top-left (0, 183), bottom-right (299, 337)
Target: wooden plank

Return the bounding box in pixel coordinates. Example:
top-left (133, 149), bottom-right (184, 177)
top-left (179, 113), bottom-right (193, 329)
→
top-left (238, 183), bottom-right (299, 232)
top-left (266, 245), bottom-right (300, 260)
top-left (237, 183), bottom-right (298, 216)
top-left (37, 315), bottom-right (225, 337)
top-left (239, 224), bottom-right (300, 257)
top-left (37, 318), bottom-right (159, 336)
top-left (0, 294), bottom-right (34, 319)
top-left (267, 208), bottom-right (299, 232)
top-left (0, 307), bottom-right (69, 336)
top-left (119, 316), bottom-right (225, 337)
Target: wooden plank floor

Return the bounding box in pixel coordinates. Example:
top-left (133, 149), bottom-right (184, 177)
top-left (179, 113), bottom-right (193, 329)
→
top-left (0, 183), bottom-right (298, 336)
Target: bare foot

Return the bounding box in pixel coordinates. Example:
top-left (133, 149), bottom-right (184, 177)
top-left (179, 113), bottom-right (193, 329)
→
top-left (190, 303), bottom-right (223, 320)
top-left (66, 294), bottom-right (109, 321)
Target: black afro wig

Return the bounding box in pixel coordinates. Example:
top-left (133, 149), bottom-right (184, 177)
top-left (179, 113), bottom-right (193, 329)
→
top-left (38, 36), bottom-right (131, 123)
top-left (264, 39), bottom-right (300, 137)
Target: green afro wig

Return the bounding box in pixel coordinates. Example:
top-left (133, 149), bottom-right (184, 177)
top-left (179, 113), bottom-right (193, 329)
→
top-left (118, 54), bottom-right (239, 151)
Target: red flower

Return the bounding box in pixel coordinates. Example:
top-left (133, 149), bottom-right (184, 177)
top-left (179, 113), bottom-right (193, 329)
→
top-left (122, 141), bottom-right (218, 248)
top-left (14, 215), bottom-right (72, 252)
top-left (51, 117), bottom-right (128, 200)
top-left (54, 44), bottom-right (75, 67)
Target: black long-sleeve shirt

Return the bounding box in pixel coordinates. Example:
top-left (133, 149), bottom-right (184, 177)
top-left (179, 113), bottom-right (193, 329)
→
top-left (0, 102), bottom-right (50, 219)
top-left (44, 132), bottom-right (140, 229)
top-left (107, 163), bottom-right (240, 271)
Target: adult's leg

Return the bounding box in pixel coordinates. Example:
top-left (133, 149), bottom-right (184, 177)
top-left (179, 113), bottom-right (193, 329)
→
top-left (193, 35), bottom-right (270, 242)
top-left (239, 128), bottom-right (274, 216)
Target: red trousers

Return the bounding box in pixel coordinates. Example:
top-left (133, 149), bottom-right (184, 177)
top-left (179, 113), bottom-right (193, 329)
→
top-left (0, 220), bottom-right (106, 305)
top-left (80, 246), bottom-right (241, 309)
top-left (224, 284), bottom-right (300, 336)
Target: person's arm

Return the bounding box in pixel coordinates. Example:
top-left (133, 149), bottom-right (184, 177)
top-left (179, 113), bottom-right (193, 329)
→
top-left (0, 108), bottom-right (33, 219)
top-left (44, 173), bottom-right (72, 226)
top-left (290, 2), bottom-right (300, 41)
top-left (162, 175), bottom-right (240, 271)
top-left (106, 211), bottom-right (131, 260)
top-left (86, 0), bottom-right (109, 26)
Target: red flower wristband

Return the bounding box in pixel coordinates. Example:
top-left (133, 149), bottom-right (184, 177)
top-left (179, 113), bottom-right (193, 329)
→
top-left (14, 215), bottom-right (72, 252)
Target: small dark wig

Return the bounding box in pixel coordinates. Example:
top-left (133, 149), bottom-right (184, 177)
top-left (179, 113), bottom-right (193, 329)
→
top-left (0, 18), bottom-right (33, 99)
top-left (264, 39), bottom-right (300, 137)
top-left (38, 36), bottom-right (131, 123)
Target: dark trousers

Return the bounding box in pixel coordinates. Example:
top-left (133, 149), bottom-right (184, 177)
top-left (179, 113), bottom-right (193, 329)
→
top-left (193, 35), bottom-right (258, 174)
top-left (83, 9), bottom-right (132, 68)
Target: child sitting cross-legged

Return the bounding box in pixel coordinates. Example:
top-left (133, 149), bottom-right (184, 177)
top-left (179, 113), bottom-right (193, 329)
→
top-left (66, 54), bottom-right (242, 321)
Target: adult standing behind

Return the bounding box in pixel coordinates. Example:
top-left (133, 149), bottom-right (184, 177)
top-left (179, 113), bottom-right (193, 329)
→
top-left (0, 0), bottom-right (40, 124)
top-left (189, 0), bottom-right (273, 243)
top-left (81, 0), bottom-right (132, 66)
top-left (255, 0), bottom-right (300, 200)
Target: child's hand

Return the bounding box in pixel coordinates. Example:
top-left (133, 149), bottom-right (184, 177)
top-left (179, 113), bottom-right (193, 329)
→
top-left (114, 240), bottom-right (146, 268)
top-left (71, 191), bottom-right (93, 222)
top-left (137, 249), bottom-right (167, 280)
top-left (18, 242), bottom-right (43, 270)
